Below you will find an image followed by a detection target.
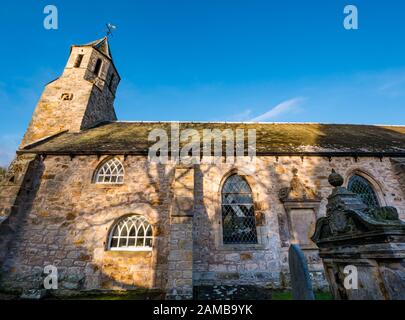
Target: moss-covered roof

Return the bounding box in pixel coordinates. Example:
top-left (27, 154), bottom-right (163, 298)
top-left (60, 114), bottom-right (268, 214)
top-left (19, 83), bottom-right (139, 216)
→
top-left (20, 122), bottom-right (405, 155)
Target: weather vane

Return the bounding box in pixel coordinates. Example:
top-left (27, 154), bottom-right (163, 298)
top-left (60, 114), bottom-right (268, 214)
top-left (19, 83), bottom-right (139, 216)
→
top-left (105, 23), bottom-right (117, 37)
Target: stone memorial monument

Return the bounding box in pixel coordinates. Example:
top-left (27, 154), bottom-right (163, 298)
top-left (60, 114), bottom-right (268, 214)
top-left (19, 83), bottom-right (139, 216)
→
top-left (312, 170), bottom-right (405, 300)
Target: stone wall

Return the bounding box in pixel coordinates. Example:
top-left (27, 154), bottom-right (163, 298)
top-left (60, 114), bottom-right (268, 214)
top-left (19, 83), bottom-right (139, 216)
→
top-left (391, 158), bottom-right (405, 198)
top-left (0, 155), bottom-right (173, 294)
top-left (192, 156), bottom-right (405, 291)
top-left (0, 154), bottom-right (403, 296)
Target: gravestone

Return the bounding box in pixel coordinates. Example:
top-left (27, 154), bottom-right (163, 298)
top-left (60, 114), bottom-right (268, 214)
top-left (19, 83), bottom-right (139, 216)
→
top-left (312, 170), bottom-right (405, 300)
top-left (288, 244), bottom-right (315, 300)
top-left (20, 289), bottom-right (48, 300)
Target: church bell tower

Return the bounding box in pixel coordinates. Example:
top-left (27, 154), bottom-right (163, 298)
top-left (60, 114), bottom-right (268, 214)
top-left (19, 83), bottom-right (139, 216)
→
top-left (21, 37), bottom-right (120, 147)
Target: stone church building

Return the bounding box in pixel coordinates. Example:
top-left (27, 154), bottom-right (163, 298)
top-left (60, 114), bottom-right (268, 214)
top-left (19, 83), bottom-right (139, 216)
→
top-left (0, 38), bottom-right (405, 299)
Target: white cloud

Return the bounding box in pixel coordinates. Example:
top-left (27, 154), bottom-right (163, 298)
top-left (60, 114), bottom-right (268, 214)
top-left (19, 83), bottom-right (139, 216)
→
top-left (249, 97), bottom-right (306, 122)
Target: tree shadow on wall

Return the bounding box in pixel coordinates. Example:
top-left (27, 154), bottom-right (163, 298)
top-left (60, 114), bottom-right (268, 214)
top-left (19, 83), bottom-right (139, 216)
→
top-left (0, 155), bottom-right (45, 291)
top-left (0, 158), bottom-right (176, 298)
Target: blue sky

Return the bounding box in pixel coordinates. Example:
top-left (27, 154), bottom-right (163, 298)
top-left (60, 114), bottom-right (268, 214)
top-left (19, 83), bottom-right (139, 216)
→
top-left (1, 0), bottom-right (405, 165)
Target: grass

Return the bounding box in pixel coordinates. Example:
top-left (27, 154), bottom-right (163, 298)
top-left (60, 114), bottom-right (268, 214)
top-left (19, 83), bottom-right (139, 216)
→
top-left (271, 291), bottom-right (333, 300)
top-left (47, 289), bottom-right (165, 300)
top-left (1, 289), bottom-right (333, 301)
top-left (60, 290), bottom-right (333, 300)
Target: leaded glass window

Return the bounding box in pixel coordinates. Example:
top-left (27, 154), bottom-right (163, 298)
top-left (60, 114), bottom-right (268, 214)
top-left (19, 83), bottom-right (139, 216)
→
top-left (95, 158), bottom-right (124, 184)
top-left (222, 174), bottom-right (258, 244)
top-left (348, 175), bottom-right (380, 208)
top-left (109, 215), bottom-right (153, 251)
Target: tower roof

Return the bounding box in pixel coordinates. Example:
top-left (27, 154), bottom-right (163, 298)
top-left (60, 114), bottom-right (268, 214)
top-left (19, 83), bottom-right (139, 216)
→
top-left (75, 37), bottom-right (113, 60)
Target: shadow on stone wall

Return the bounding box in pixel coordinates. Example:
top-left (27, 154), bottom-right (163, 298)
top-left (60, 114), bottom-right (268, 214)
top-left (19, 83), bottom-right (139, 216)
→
top-left (192, 161), bottom-right (287, 293)
top-left (0, 156), bottom-right (45, 290)
top-left (0, 158), bottom-right (176, 298)
top-left (58, 161), bottom-right (176, 296)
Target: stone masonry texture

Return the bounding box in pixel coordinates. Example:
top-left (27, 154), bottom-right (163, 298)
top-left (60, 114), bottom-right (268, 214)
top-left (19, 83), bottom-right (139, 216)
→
top-left (0, 154), bottom-right (404, 297)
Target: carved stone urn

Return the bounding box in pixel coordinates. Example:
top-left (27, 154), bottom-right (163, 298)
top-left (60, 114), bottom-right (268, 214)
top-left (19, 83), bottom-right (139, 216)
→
top-left (312, 170), bottom-right (405, 300)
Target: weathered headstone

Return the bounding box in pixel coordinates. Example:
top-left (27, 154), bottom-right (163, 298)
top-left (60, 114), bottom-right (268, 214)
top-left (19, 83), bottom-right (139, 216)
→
top-left (288, 244), bottom-right (315, 300)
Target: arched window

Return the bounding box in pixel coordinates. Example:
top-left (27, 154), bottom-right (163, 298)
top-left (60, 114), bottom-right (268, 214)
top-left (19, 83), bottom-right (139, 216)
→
top-left (348, 174), bottom-right (380, 208)
top-left (221, 174), bottom-right (258, 244)
top-left (94, 58), bottom-right (102, 76)
top-left (94, 158), bottom-right (124, 184)
top-left (109, 215), bottom-right (153, 251)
